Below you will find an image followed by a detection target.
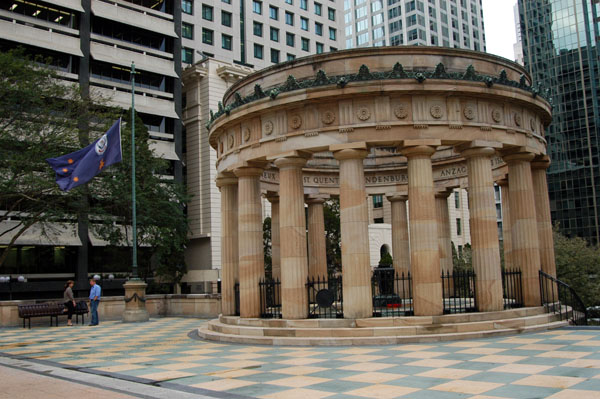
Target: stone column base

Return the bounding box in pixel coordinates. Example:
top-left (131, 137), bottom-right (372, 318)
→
top-left (122, 280), bottom-right (149, 323)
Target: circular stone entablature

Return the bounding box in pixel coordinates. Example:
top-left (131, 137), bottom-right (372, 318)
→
top-left (208, 47), bottom-right (551, 193)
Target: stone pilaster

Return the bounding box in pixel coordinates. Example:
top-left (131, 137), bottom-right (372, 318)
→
top-left (498, 178), bottom-right (513, 270)
top-left (462, 146), bottom-right (503, 312)
top-left (216, 174), bottom-right (238, 316)
top-left (333, 147), bottom-right (373, 319)
top-left (435, 190), bottom-right (453, 275)
top-left (266, 194), bottom-right (280, 280)
top-left (401, 145), bottom-right (443, 316)
top-left (274, 157), bottom-right (309, 319)
top-left (532, 156), bottom-right (557, 277)
top-left (233, 166), bottom-right (265, 318)
top-left (306, 195), bottom-right (329, 280)
top-left (503, 152), bottom-right (541, 306)
top-left (386, 193), bottom-right (410, 275)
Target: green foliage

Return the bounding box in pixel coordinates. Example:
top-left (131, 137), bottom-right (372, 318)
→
top-left (90, 111), bottom-right (188, 283)
top-left (324, 199), bottom-right (341, 277)
top-left (553, 227), bottom-right (600, 307)
top-left (451, 242), bottom-right (472, 272)
top-left (378, 252), bottom-right (393, 267)
top-left (263, 216), bottom-right (272, 278)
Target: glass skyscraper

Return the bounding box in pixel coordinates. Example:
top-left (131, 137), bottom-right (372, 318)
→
top-left (518, 0), bottom-right (600, 243)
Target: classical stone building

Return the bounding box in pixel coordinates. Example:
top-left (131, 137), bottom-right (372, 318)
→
top-left (203, 47), bottom-right (555, 328)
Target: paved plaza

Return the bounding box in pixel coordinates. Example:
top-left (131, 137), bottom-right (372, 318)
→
top-left (1, 318), bottom-right (599, 398)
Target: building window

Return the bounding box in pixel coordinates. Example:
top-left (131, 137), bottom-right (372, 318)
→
top-left (202, 28), bottom-right (213, 45)
top-left (456, 218), bottom-right (462, 236)
top-left (253, 0), bottom-right (262, 14)
top-left (300, 0), bottom-right (307, 10)
top-left (202, 4), bottom-right (213, 21)
top-left (222, 0), bottom-right (231, 3)
top-left (374, 217), bottom-right (384, 224)
top-left (330, 46), bottom-right (337, 51)
top-left (222, 34), bottom-right (232, 50)
top-left (286, 32), bottom-right (295, 46)
top-left (222, 11), bottom-right (232, 27)
top-left (301, 17), bottom-right (308, 31)
top-left (254, 43), bottom-right (263, 59)
top-left (301, 37), bottom-right (309, 51)
top-left (329, 27), bottom-right (336, 40)
top-left (315, 22), bottom-right (323, 36)
top-left (182, 0), bottom-right (193, 15)
top-left (314, 2), bottom-right (322, 15)
top-left (458, 245), bottom-right (463, 257)
top-left (182, 23), bottom-right (194, 39)
top-left (328, 7), bottom-right (335, 21)
top-left (269, 5), bottom-right (278, 20)
top-left (316, 42), bottom-right (324, 53)
top-left (287, 53), bottom-right (296, 61)
top-left (373, 195), bottom-right (383, 208)
top-left (271, 48), bottom-right (280, 63)
top-left (270, 27), bottom-right (279, 42)
top-left (455, 191), bottom-right (460, 208)
top-left (285, 11), bottom-right (294, 25)
top-left (253, 21), bottom-right (263, 36)
top-left (182, 47), bottom-right (193, 64)
top-left (285, 0), bottom-right (293, 4)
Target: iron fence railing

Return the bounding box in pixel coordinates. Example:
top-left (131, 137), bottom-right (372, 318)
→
top-left (441, 269), bottom-right (477, 314)
top-left (371, 268), bottom-right (413, 317)
top-left (259, 278), bottom-right (281, 318)
top-left (502, 268), bottom-right (523, 309)
top-left (539, 270), bottom-right (587, 325)
top-left (234, 282), bottom-right (240, 316)
top-left (306, 276), bottom-right (343, 318)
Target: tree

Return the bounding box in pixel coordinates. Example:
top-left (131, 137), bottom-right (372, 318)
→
top-left (378, 252), bottom-right (393, 268)
top-left (90, 111), bottom-right (188, 284)
top-left (553, 227), bottom-right (600, 307)
top-left (324, 199), bottom-right (341, 277)
top-left (451, 242), bottom-right (472, 271)
top-left (0, 48), bottom-right (112, 268)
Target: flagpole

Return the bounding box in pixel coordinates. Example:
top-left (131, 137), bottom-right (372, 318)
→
top-left (131, 61), bottom-right (138, 280)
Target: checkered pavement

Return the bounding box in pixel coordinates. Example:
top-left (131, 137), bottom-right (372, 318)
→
top-left (1, 318), bottom-right (599, 398)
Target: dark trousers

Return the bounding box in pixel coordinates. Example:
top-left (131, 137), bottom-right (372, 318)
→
top-left (64, 301), bottom-right (75, 320)
top-left (90, 300), bottom-right (99, 325)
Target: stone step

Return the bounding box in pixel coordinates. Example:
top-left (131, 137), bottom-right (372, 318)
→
top-left (197, 320), bottom-right (569, 346)
top-left (207, 312), bottom-right (561, 338)
top-left (219, 306), bottom-right (548, 328)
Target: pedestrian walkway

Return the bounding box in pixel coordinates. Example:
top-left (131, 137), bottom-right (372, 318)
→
top-left (1, 318), bottom-right (599, 398)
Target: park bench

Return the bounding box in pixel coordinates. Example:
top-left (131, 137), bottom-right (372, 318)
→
top-left (18, 301), bottom-right (89, 328)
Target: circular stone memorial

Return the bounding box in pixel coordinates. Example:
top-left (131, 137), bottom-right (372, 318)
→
top-left (200, 47), bottom-right (563, 345)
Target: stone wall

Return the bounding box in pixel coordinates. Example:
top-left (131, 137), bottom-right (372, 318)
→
top-left (0, 294), bottom-right (221, 327)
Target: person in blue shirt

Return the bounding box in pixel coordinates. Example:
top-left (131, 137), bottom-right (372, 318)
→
top-left (89, 278), bottom-right (101, 326)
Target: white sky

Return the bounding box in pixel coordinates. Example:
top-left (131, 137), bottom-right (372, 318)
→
top-left (481, 0), bottom-right (518, 60)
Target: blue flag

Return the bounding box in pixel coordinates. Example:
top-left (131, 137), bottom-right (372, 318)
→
top-left (46, 119), bottom-right (122, 191)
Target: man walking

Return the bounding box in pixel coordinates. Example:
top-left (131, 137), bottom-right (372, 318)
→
top-left (89, 278), bottom-right (101, 326)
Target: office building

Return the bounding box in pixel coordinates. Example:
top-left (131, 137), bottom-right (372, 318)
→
top-left (518, 0), bottom-right (600, 243)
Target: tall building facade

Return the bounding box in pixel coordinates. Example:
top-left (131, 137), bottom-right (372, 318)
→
top-left (518, 0), bottom-right (600, 243)
top-left (343, 0), bottom-right (485, 51)
top-left (0, 0), bottom-right (182, 282)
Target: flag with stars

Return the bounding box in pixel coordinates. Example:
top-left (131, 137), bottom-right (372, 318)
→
top-left (46, 119), bottom-right (122, 191)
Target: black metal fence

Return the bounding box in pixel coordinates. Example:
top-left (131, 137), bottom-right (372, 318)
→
top-left (371, 268), bottom-right (413, 317)
top-left (502, 269), bottom-right (523, 309)
top-left (234, 283), bottom-right (240, 316)
top-left (441, 269), bottom-right (477, 314)
top-left (539, 270), bottom-right (587, 325)
top-left (259, 278), bottom-right (281, 318)
top-left (306, 276), bottom-right (343, 318)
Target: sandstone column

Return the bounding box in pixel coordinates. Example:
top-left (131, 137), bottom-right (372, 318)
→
top-left (234, 166), bottom-right (265, 318)
top-left (532, 156), bottom-right (556, 277)
top-left (266, 194), bottom-right (280, 280)
top-left (274, 156), bottom-right (309, 319)
top-left (332, 145), bottom-right (373, 319)
top-left (402, 145), bottom-right (443, 316)
top-left (216, 174), bottom-right (238, 316)
top-left (462, 146), bottom-right (504, 312)
top-left (306, 195), bottom-right (328, 279)
top-left (498, 178), bottom-right (513, 270)
top-left (503, 152), bottom-right (541, 306)
top-left (435, 190), bottom-right (453, 275)
top-left (386, 193), bottom-right (410, 275)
